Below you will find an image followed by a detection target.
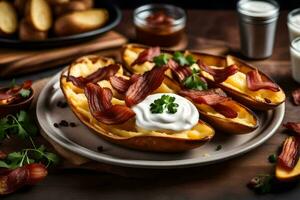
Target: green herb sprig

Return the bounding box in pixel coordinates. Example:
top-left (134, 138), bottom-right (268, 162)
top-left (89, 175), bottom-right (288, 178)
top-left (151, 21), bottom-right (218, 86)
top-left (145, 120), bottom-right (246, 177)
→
top-left (150, 95), bottom-right (179, 114)
top-left (182, 69), bottom-right (208, 90)
top-left (0, 111), bottom-right (59, 169)
top-left (173, 52), bottom-right (195, 66)
top-left (153, 54), bottom-right (170, 67)
top-left (0, 110), bottom-right (37, 140)
top-left (0, 145), bottom-right (59, 169)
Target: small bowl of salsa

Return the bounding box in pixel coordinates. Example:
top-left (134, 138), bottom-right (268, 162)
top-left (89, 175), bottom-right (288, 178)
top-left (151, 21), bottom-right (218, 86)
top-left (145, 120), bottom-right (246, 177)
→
top-left (134, 4), bottom-right (186, 47)
top-left (0, 80), bottom-right (34, 117)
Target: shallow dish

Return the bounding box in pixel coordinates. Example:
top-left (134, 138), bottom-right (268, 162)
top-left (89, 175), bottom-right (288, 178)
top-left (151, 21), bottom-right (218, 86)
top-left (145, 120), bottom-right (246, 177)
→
top-left (0, 1), bottom-right (121, 49)
top-left (36, 71), bottom-right (285, 169)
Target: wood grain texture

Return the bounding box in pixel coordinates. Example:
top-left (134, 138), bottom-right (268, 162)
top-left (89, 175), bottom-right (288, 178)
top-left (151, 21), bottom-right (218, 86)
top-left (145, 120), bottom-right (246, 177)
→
top-left (0, 31), bottom-right (127, 77)
top-left (1, 10), bottom-right (300, 200)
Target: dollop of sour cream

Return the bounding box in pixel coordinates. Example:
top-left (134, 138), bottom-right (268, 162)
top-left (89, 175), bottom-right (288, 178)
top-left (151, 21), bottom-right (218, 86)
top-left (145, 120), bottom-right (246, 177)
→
top-left (132, 93), bottom-right (199, 132)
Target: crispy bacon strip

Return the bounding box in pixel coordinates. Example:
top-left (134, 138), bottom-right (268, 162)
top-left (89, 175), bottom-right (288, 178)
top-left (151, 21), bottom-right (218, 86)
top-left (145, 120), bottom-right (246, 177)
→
top-left (284, 122), bottom-right (300, 135)
top-left (167, 59), bottom-right (192, 82)
top-left (278, 136), bottom-right (300, 170)
top-left (178, 89), bottom-right (238, 118)
top-left (67, 64), bottom-right (120, 88)
top-left (292, 88), bottom-right (300, 106)
top-left (197, 60), bottom-right (238, 83)
top-left (246, 69), bottom-right (280, 92)
top-left (131, 47), bottom-right (161, 66)
top-left (84, 83), bottom-right (135, 124)
top-left (109, 74), bottom-right (142, 94)
top-left (0, 80), bottom-right (32, 103)
top-left (125, 67), bottom-right (167, 107)
top-left (0, 164), bottom-right (47, 195)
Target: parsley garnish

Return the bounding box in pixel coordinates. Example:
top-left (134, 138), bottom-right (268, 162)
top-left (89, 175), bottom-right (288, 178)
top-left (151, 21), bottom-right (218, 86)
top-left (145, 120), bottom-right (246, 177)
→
top-left (150, 95), bottom-right (179, 114)
top-left (0, 145), bottom-right (59, 169)
top-left (0, 110), bottom-right (37, 140)
top-left (182, 69), bottom-right (208, 90)
top-left (0, 111), bottom-right (59, 169)
top-left (248, 174), bottom-right (274, 194)
top-left (153, 54), bottom-right (170, 67)
top-left (19, 89), bottom-right (31, 98)
top-left (268, 154), bottom-right (277, 163)
top-left (173, 52), bottom-right (195, 66)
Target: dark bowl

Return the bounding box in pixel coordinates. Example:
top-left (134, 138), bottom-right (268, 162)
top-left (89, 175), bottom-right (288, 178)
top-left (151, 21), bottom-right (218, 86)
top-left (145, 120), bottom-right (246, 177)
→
top-left (0, 88), bottom-right (34, 118)
top-left (0, 1), bottom-right (121, 49)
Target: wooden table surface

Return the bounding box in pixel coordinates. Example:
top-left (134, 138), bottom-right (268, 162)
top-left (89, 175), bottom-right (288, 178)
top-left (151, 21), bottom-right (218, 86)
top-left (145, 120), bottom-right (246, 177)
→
top-left (2, 10), bottom-right (300, 200)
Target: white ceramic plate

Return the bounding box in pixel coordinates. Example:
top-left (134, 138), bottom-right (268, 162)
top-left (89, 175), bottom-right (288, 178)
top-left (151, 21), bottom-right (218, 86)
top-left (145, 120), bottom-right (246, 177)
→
top-left (37, 72), bottom-right (285, 169)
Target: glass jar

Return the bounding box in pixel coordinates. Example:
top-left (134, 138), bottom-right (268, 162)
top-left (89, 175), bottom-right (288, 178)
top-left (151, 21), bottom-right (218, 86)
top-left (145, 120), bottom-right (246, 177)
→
top-left (133, 4), bottom-right (186, 47)
top-left (288, 8), bottom-right (300, 43)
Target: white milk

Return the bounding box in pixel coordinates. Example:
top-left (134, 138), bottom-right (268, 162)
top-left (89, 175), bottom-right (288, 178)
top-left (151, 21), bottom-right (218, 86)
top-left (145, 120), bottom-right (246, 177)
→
top-left (290, 37), bottom-right (300, 83)
top-left (239, 0), bottom-right (277, 17)
top-left (288, 9), bottom-right (300, 42)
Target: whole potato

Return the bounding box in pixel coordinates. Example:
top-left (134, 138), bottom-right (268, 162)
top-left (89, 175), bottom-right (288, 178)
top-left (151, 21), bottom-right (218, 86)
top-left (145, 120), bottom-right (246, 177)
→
top-left (54, 9), bottom-right (108, 36)
top-left (19, 19), bottom-right (48, 41)
top-left (0, 1), bottom-right (18, 36)
top-left (54, 1), bottom-right (88, 17)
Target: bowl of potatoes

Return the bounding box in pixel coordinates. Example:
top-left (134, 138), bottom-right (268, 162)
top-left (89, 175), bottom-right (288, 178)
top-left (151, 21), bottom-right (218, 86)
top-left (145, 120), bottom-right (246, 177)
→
top-left (0, 0), bottom-right (121, 48)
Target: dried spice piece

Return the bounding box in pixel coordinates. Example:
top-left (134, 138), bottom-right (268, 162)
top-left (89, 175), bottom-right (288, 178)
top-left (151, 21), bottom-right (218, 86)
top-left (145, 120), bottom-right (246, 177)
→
top-left (69, 122), bottom-right (76, 127)
top-left (283, 122), bottom-right (300, 135)
top-left (59, 120), bottom-right (69, 127)
top-left (56, 101), bottom-right (68, 108)
top-left (278, 136), bottom-right (300, 170)
top-left (97, 146), bottom-right (104, 152)
top-left (292, 88), bottom-right (300, 105)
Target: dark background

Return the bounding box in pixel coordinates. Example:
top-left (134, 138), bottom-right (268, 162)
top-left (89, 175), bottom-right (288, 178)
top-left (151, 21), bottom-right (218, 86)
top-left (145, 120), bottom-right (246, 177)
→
top-left (111, 0), bottom-right (299, 10)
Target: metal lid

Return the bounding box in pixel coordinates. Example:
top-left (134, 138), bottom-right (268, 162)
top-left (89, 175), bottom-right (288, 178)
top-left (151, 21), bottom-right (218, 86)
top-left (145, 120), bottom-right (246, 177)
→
top-left (237, 0), bottom-right (279, 23)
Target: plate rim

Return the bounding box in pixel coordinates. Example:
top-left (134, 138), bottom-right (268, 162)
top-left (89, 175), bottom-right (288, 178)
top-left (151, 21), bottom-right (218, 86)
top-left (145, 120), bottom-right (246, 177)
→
top-left (36, 72), bottom-right (285, 169)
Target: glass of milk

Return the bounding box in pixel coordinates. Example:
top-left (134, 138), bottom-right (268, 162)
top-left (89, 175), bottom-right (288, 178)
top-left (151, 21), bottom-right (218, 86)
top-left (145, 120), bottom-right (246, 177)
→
top-left (288, 9), bottom-right (300, 43)
top-left (237, 0), bottom-right (279, 59)
top-left (290, 37), bottom-right (300, 83)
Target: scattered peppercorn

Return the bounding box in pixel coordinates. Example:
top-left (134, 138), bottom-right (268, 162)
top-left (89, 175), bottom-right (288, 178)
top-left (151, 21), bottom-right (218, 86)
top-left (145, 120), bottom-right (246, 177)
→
top-left (53, 123), bottom-right (59, 128)
top-left (59, 120), bottom-right (69, 127)
top-left (56, 101), bottom-right (68, 108)
top-left (268, 154), bottom-right (277, 163)
top-left (215, 145), bottom-right (222, 151)
top-left (70, 122), bottom-right (76, 127)
top-left (97, 146), bottom-right (104, 152)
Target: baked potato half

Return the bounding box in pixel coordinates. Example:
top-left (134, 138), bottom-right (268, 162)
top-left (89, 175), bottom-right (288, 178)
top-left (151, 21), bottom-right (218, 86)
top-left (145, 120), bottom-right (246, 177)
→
top-left (191, 54), bottom-right (285, 111)
top-left (60, 55), bottom-right (215, 152)
top-left (122, 44), bottom-right (259, 134)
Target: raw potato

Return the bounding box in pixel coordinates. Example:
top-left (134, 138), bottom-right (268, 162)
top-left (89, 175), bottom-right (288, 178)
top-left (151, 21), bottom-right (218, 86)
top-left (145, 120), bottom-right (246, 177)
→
top-left (54, 1), bottom-right (88, 16)
top-left (19, 19), bottom-right (48, 41)
top-left (0, 1), bottom-right (18, 35)
top-left (54, 9), bottom-right (108, 36)
top-left (26, 0), bottom-right (53, 31)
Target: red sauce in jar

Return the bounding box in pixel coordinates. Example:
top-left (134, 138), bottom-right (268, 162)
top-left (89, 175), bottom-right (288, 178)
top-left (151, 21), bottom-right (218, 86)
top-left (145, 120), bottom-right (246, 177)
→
top-left (135, 11), bottom-right (185, 47)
